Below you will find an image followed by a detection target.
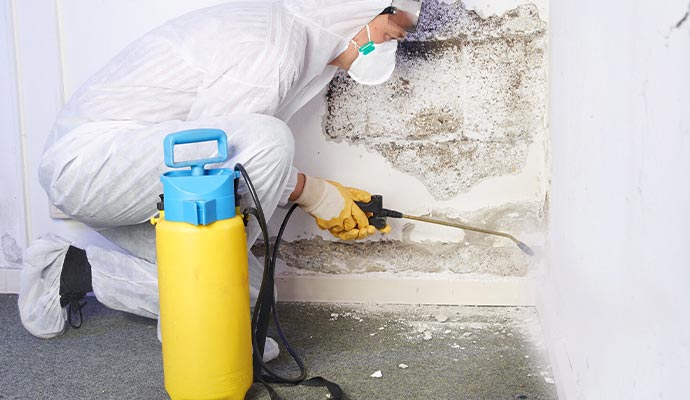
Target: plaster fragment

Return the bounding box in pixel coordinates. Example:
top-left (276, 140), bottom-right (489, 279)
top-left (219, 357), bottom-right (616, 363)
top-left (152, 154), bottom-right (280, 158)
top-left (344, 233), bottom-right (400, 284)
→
top-left (540, 371), bottom-right (555, 384)
top-left (398, 363), bottom-right (409, 369)
top-left (370, 370), bottom-right (383, 378)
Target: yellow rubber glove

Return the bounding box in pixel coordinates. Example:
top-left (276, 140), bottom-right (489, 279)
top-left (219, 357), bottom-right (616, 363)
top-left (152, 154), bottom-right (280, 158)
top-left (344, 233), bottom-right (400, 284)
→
top-left (295, 176), bottom-right (389, 240)
top-left (328, 185), bottom-right (392, 238)
top-left (344, 185), bottom-right (392, 234)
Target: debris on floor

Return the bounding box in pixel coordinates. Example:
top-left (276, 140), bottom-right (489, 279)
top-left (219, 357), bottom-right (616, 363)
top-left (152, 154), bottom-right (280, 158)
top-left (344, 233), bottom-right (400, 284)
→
top-left (253, 302), bottom-right (557, 399)
top-left (0, 294), bottom-right (557, 400)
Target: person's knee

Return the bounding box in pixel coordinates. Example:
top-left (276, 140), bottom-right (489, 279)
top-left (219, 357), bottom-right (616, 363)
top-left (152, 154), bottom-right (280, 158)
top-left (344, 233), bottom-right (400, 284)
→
top-left (256, 116), bottom-right (295, 164)
top-left (38, 140), bottom-right (114, 225)
top-left (37, 146), bottom-right (79, 217)
top-left (236, 115), bottom-right (295, 171)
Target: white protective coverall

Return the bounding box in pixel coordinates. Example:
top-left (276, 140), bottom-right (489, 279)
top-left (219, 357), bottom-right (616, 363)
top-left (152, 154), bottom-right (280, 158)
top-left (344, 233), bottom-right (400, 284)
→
top-left (19, 0), bottom-right (390, 339)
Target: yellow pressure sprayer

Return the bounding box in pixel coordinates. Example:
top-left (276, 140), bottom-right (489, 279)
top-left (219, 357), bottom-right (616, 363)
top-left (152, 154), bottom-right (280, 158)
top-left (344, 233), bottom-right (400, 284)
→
top-left (151, 129), bottom-right (345, 400)
top-left (152, 129), bottom-right (252, 400)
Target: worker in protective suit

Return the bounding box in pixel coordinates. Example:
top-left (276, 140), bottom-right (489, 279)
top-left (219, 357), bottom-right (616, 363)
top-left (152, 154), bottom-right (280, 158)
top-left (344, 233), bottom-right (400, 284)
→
top-left (18, 0), bottom-right (419, 361)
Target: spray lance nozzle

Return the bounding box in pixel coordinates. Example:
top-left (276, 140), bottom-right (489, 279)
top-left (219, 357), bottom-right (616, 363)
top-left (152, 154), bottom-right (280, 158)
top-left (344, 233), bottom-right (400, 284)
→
top-left (355, 196), bottom-right (535, 256)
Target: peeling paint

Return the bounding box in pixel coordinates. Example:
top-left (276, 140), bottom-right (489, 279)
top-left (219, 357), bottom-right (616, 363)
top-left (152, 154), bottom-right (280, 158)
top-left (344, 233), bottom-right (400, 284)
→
top-left (257, 202), bottom-right (544, 276)
top-left (1, 233), bottom-right (23, 268)
top-left (462, 0), bottom-right (548, 22)
top-left (259, 235), bottom-right (532, 275)
top-left (325, 1), bottom-right (547, 199)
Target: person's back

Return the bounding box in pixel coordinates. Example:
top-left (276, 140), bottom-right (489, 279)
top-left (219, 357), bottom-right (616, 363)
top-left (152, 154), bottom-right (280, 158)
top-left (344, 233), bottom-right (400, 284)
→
top-left (52, 1), bottom-right (304, 141)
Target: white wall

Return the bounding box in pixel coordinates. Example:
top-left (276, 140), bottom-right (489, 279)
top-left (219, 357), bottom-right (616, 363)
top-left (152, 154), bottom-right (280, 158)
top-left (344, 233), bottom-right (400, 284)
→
top-left (542, 0), bottom-right (690, 398)
top-left (0, 0), bottom-right (25, 292)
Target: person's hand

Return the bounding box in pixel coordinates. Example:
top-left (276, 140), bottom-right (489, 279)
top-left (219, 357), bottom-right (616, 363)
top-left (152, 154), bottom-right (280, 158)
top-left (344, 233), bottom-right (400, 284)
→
top-left (295, 176), bottom-right (390, 240)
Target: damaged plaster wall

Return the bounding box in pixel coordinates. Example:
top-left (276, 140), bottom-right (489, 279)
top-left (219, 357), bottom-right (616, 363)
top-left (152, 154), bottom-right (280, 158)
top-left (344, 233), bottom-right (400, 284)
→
top-left (326, 2), bottom-right (546, 200)
top-left (273, 0), bottom-right (549, 277)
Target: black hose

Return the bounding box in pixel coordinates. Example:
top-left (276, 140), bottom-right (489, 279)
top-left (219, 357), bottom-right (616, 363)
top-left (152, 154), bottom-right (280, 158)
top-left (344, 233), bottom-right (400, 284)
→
top-left (270, 204), bottom-right (304, 372)
top-left (235, 164), bottom-right (307, 384)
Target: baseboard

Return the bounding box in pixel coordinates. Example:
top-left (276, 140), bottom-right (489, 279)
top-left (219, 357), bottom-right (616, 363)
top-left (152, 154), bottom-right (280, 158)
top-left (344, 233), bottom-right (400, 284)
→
top-left (0, 268), bottom-right (21, 294)
top-left (0, 269), bottom-right (536, 306)
top-left (276, 274), bottom-right (536, 306)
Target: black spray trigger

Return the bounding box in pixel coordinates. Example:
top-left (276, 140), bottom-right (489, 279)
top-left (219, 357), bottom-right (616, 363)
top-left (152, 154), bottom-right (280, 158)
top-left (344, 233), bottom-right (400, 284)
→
top-left (355, 195), bottom-right (403, 229)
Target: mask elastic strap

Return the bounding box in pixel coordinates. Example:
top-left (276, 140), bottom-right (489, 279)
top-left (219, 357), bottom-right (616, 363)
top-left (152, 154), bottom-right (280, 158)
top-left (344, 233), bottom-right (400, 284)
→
top-left (351, 24), bottom-right (376, 55)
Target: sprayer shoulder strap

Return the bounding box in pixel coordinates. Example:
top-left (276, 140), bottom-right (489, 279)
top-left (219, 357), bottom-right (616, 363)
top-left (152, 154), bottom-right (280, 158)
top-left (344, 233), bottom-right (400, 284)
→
top-left (257, 375), bottom-right (345, 400)
top-left (241, 193), bottom-right (345, 399)
top-left (252, 287), bottom-right (345, 400)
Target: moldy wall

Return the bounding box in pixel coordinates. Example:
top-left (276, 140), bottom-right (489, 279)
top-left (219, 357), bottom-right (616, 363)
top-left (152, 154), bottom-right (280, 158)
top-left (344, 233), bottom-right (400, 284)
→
top-left (1, 0), bottom-right (549, 290)
top-left (270, 0), bottom-right (549, 278)
top-left (326, 2), bottom-right (545, 200)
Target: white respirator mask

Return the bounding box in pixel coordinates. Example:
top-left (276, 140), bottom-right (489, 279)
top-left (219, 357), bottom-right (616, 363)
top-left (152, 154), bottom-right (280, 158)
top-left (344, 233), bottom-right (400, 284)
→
top-left (347, 24), bottom-right (398, 86)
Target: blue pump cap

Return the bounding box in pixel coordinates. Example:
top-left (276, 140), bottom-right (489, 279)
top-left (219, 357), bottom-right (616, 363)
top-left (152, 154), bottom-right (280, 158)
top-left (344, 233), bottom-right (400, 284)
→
top-left (160, 129), bottom-right (240, 225)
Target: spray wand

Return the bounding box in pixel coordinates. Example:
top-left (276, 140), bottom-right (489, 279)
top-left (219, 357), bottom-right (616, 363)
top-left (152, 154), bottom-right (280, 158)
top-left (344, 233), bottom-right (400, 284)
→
top-left (355, 195), bottom-right (534, 256)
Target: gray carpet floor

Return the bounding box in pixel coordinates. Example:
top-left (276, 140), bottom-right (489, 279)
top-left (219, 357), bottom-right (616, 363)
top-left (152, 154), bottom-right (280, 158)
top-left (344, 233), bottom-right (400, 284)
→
top-left (0, 294), bottom-right (557, 399)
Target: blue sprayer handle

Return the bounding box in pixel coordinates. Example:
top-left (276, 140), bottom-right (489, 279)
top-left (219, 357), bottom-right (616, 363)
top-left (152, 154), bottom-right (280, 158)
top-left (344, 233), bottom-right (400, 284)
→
top-left (163, 129), bottom-right (228, 176)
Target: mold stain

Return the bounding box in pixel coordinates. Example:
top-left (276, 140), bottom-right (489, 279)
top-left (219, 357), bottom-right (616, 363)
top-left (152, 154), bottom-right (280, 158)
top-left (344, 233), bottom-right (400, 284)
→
top-left (1, 233), bottom-right (23, 268)
top-left (409, 107), bottom-right (463, 139)
top-left (324, 1), bottom-right (547, 200)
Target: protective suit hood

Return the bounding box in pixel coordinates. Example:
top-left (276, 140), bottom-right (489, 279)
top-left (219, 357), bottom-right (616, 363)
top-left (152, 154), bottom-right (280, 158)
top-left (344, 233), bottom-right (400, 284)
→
top-left (276, 0), bottom-right (392, 121)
